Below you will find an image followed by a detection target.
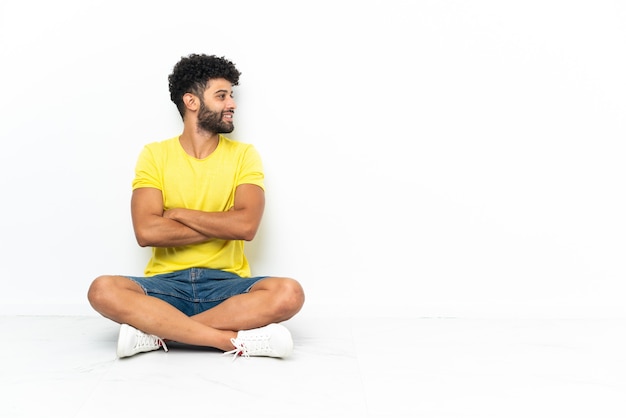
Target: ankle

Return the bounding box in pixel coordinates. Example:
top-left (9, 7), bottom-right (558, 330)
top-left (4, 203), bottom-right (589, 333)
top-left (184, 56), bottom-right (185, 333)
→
top-left (219, 330), bottom-right (238, 351)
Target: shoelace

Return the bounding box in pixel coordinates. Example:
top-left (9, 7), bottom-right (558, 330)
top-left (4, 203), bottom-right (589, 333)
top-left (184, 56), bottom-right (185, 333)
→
top-left (223, 334), bottom-right (276, 361)
top-left (223, 338), bottom-right (248, 361)
top-left (135, 331), bottom-right (169, 352)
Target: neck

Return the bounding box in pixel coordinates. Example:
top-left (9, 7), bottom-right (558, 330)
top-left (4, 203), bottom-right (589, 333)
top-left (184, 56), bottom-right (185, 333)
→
top-left (178, 126), bottom-right (220, 159)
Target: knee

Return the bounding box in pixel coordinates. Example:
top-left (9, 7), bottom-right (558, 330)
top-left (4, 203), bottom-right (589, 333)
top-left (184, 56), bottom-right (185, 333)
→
top-left (275, 278), bottom-right (305, 318)
top-left (87, 275), bottom-right (118, 310)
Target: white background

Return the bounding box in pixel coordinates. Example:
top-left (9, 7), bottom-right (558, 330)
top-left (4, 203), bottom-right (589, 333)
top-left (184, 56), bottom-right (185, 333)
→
top-left (0, 0), bottom-right (624, 318)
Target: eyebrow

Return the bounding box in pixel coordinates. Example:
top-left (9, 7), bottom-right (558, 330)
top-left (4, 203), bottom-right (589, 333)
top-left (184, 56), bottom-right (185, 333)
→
top-left (214, 89), bottom-right (232, 95)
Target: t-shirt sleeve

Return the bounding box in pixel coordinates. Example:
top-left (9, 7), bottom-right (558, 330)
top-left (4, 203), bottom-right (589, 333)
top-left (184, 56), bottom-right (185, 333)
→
top-left (238, 145), bottom-right (265, 190)
top-left (132, 144), bottom-right (162, 191)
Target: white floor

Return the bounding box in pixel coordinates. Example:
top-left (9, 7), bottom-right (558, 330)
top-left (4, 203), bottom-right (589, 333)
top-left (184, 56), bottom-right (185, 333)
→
top-left (1, 315), bottom-right (625, 417)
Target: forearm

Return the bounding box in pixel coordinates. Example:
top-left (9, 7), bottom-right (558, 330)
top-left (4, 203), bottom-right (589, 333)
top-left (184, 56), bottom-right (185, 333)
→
top-left (130, 185), bottom-right (263, 248)
top-left (134, 214), bottom-right (209, 247)
top-left (164, 207), bottom-right (258, 241)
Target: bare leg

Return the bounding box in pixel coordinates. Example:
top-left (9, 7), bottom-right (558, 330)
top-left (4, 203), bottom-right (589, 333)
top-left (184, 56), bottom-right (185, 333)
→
top-left (87, 275), bottom-right (304, 352)
top-left (191, 277), bottom-right (305, 331)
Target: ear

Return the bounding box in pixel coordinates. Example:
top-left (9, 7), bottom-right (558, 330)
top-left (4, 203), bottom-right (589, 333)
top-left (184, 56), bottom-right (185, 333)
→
top-left (183, 93), bottom-right (199, 112)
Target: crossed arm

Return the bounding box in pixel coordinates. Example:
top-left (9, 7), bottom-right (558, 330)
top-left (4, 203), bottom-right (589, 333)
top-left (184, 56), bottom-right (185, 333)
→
top-left (131, 184), bottom-right (265, 248)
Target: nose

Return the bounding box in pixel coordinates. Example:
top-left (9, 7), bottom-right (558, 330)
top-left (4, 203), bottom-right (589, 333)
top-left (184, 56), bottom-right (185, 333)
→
top-left (227, 96), bottom-right (237, 110)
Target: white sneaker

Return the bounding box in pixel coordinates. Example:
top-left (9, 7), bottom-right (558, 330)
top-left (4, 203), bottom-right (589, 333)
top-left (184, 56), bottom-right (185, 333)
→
top-left (224, 323), bottom-right (293, 360)
top-left (116, 324), bottom-right (168, 358)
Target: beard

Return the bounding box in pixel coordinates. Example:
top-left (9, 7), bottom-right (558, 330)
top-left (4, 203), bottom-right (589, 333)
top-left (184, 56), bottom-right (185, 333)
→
top-left (197, 99), bottom-right (235, 134)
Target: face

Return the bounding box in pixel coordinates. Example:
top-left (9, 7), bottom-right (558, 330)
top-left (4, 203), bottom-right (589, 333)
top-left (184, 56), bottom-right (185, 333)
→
top-left (196, 78), bottom-right (237, 134)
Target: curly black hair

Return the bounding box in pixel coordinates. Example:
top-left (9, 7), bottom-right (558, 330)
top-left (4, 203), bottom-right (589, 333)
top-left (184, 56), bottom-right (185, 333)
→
top-left (168, 54), bottom-right (241, 118)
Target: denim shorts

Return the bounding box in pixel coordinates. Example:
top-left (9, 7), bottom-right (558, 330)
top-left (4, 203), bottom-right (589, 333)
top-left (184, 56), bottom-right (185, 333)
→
top-left (126, 268), bottom-right (267, 316)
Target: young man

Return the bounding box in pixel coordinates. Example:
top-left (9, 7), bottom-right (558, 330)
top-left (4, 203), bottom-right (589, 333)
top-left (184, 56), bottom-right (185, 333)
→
top-left (88, 54), bottom-right (305, 359)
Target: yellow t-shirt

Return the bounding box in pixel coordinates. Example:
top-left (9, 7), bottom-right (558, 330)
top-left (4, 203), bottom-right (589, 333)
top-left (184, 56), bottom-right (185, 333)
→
top-left (132, 135), bottom-right (264, 277)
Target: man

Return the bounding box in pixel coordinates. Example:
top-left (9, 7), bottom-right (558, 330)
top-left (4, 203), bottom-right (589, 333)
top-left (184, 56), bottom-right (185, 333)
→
top-left (88, 54), bottom-right (305, 359)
